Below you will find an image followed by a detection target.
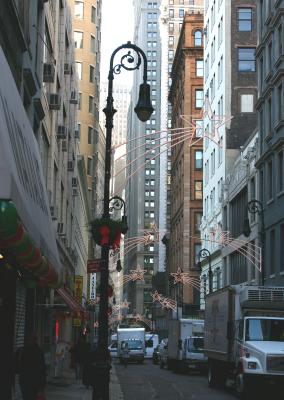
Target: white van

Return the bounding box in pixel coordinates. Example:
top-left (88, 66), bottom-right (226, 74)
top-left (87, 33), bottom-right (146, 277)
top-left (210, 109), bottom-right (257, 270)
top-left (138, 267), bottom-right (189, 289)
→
top-left (145, 333), bottom-right (159, 359)
top-left (108, 333), bottom-right (118, 358)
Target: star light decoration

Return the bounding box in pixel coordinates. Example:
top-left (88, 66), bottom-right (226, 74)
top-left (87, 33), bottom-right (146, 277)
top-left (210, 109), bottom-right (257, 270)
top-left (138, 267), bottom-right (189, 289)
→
top-left (151, 291), bottom-right (177, 311)
top-left (112, 299), bottom-right (131, 312)
top-left (180, 96), bottom-right (233, 148)
top-left (133, 313), bottom-right (152, 327)
top-left (170, 268), bottom-right (201, 291)
top-left (122, 266), bottom-right (146, 284)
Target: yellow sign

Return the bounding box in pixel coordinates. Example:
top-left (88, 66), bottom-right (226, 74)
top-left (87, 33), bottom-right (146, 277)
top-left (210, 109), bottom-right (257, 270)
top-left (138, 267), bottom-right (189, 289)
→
top-left (73, 318), bottom-right (81, 327)
top-left (74, 275), bottom-right (83, 305)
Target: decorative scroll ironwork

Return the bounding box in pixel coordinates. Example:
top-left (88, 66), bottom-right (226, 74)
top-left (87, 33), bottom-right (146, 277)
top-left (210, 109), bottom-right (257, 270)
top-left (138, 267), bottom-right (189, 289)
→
top-left (113, 50), bottom-right (142, 75)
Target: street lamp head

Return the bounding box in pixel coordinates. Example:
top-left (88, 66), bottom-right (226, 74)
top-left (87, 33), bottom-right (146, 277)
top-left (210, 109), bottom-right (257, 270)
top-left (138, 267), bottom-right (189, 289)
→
top-left (134, 83), bottom-right (154, 122)
top-left (243, 217), bottom-right (251, 237)
top-left (116, 259), bottom-right (122, 273)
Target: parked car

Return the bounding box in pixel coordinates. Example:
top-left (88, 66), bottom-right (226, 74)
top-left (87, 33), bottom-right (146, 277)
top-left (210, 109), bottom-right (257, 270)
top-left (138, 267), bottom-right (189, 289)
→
top-left (152, 345), bottom-right (160, 364)
top-left (108, 340), bottom-right (118, 358)
top-left (159, 339), bottom-right (168, 369)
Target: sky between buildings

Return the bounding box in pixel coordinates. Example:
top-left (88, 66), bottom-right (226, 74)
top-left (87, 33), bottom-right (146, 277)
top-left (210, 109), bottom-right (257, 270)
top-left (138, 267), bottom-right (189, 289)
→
top-left (100, 0), bottom-right (134, 86)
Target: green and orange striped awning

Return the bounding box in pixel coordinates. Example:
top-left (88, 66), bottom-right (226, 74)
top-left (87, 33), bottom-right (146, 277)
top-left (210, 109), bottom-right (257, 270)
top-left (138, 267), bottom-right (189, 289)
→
top-left (0, 200), bottom-right (62, 288)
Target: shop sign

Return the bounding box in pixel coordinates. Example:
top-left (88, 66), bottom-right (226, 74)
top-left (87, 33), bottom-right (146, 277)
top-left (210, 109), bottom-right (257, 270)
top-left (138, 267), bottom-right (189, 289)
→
top-left (0, 48), bottom-right (61, 273)
top-left (89, 273), bottom-right (96, 300)
top-left (74, 275), bottom-right (83, 305)
top-left (87, 259), bottom-right (101, 273)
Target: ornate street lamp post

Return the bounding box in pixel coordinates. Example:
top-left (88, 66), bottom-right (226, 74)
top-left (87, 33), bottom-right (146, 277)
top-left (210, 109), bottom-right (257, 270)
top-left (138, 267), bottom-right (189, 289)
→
top-left (197, 248), bottom-right (213, 294)
top-left (243, 199), bottom-right (265, 285)
top-left (93, 42), bottom-right (153, 399)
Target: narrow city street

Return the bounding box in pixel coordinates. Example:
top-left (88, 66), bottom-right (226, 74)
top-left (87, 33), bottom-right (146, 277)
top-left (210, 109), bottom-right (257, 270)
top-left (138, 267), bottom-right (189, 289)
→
top-left (114, 359), bottom-right (283, 400)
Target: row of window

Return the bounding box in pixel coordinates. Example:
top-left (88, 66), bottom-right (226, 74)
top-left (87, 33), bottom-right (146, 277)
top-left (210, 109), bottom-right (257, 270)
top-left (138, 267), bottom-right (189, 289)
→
top-left (77, 92), bottom-right (98, 117)
top-left (76, 62), bottom-right (98, 84)
top-left (259, 81), bottom-right (284, 138)
top-left (204, 178), bottom-right (223, 218)
top-left (74, 1), bottom-right (97, 22)
top-left (260, 149), bottom-right (284, 203)
top-left (74, 31), bottom-right (97, 53)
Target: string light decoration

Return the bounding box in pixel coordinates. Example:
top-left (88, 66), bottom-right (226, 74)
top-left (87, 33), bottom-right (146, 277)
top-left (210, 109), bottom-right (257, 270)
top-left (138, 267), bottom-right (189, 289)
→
top-left (122, 266), bottom-right (147, 284)
top-left (112, 299), bottom-right (130, 312)
top-left (150, 291), bottom-right (177, 311)
top-left (133, 313), bottom-right (152, 327)
top-left (170, 268), bottom-right (201, 291)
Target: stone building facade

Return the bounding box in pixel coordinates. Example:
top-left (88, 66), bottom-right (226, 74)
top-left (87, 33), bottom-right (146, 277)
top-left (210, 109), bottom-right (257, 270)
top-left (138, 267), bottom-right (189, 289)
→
top-left (169, 12), bottom-right (204, 314)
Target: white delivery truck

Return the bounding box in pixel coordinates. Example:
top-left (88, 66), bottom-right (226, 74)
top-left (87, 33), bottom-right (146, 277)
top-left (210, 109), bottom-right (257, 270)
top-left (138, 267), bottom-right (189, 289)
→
top-left (167, 318), bottom-right (207, 372)
top-left (145, 333), bottom-right (159, 359)
top-left (117, 327), bottom-right (145, 363)
top-left (204, 285), bottom-right (284, 398)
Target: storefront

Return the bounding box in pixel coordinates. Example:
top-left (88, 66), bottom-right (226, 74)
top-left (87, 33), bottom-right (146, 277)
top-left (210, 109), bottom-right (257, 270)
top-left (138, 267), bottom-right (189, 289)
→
top-left (0, 47), bottom-right (63, 398)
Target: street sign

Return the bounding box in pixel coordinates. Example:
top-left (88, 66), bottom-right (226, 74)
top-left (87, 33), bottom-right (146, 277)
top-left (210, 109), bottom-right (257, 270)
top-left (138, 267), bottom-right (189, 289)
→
top-left (87, 259), bottom-right (101, 273)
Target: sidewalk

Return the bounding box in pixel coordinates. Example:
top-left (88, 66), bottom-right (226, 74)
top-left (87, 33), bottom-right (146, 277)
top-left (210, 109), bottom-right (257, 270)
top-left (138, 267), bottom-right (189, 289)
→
top-left (46, 364), bottom-right (123, 400)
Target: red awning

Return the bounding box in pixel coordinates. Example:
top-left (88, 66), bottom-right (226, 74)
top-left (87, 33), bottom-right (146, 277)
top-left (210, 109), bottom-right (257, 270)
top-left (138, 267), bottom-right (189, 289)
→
top-left (56, 288), bottom-right (83, 314)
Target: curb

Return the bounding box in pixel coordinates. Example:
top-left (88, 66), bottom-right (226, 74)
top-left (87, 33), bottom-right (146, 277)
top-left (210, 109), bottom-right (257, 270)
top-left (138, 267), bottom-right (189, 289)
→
top-left (110, 364), bottom-right (124, 400)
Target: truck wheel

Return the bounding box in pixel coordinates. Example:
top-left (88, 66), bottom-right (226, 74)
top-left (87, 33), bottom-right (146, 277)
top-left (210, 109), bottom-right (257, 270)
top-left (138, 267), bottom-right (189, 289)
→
top-left (208, 363), bottom-right (224, 388)
top-left (236, 374), bottom-right (252, 399)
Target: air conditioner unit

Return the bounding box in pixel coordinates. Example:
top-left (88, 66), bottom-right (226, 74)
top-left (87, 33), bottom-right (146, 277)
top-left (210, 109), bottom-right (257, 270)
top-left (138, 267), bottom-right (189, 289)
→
top-left (49, 93), bottom-right (61, 110)
top-left (74, 129), bottom-right (80, 139)
top-left (64, 63), bottom-right (70, 75)
top-left (50, 205), bottom-right (58, 220)
top-left (61, 140), bottom-right (68, 152)
top-left (72, 177), bottom-right (78, 188)
top-left (57, 125), bottom-right (67, 139)
top-left (43, 63), bottom-right (55, 83)
top-left (70, 91), bottom-right (78, 104)
top-left (57, 222), bottom-right (64, 235)
top-left (72, 188), bottom-right (79, 196)
top-left (67, 161), bottom-right (74, 171)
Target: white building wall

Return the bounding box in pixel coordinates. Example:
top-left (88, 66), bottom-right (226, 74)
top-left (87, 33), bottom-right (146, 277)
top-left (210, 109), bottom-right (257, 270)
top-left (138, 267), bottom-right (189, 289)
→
top-left (200, 0), bottom-right (232, 308)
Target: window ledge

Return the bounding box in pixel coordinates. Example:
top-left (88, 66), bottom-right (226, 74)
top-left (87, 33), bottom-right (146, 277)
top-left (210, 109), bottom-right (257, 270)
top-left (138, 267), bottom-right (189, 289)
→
top-left (266, 198), bottom-right (274, 206)
top-left (277, 190), bottom-right (284, 198)
top-left (280, 271), bottom-right (284, 276)
top-left (269, 273), bottom-right (276, 279)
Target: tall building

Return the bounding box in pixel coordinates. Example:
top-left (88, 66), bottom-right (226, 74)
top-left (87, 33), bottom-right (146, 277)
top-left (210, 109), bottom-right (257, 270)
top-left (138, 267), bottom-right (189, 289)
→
top-left (169, 11), bottom-right (204, 315)
top-left (125, 0), bottom-right (162, 317)
top-left (255, 0), bottom-right (284, 285)
top-left (159, 0), bottom-right (204, 275)
top-left (200, 0), bottom-right (257, 306)
top-left (70, 0), bottom-right (102, 212)
top-left (0, 0), bottom-right (90, 396)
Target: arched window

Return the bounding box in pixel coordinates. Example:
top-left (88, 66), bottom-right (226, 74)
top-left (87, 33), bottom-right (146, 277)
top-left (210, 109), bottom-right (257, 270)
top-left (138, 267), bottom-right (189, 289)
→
top-left (194, 30), bottom-right (202, 46)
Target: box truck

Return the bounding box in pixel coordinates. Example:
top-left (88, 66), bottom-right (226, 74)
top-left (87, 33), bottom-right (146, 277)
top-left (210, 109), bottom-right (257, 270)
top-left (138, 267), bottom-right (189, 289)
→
top-left (167, 318), bottom-right (207, 372)
top-left (204, 285), bottom-right (284, 398)
top-left (117, 327), bottom-right (145, 363)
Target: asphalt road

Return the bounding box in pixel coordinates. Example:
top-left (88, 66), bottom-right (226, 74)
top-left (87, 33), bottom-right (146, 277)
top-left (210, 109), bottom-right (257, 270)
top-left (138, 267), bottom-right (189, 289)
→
top-left (114, 359), bottom-right (284, 400)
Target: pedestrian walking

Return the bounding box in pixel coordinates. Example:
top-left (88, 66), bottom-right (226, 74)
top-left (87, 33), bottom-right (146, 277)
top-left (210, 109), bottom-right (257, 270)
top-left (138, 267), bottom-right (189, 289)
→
top-left (121, 342), bottom-right (129, 368)
top-left (84, 345), bottom-right (112, 400)
top-left (71, 334), bottom-right (90, 381)
top-left (14, 335), bottom-right (46, 400)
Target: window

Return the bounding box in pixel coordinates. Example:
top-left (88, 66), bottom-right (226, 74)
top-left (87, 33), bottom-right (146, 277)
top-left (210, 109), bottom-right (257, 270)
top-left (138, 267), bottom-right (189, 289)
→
top-left (194, 181), bottom-right (203, 200)
top-left (74, 31), bottom-right (83, 48)
top-left (238, 48), bottom-right (255, 72)
top-left (169, 9), bottom-right (174, 18)
top-left (91, 35), bottom-right (96, 53)
top-left (89, 65), bottom-right (95, 83)
top-left (169, 22), bottom-right (174, 33)
top-left (196, 60), bottom-right (203, 77)
top-left (281, 225), bottom-right (284, 271)
top-left (238, 8), bottom-right (252, 31)
top-left (268, 97), bottom-right (272, 133)
top-left (168, 50), bottom-right (174, 60)
top-left (78, 93), bottom-right (82, 110)
top-left (87, 157), bottom-right (92, 175)
top-left (169, 36), bottom-right (174, 46)
top-left (88, 127), bottom-right (93, 144)
top-left (278, 25), bottom-right (283, 57)
top-left (218, 137), bottom-right (223, 164)
top-left (278, 84), bottom-right (283, 121)
top-left (179, 9), bottom-right (184, 18)
top-left (91, 6), bottom-right (96, 23)
top-left (241, 94), bottom-right (254, 113)
top-left (194, 212), bottom-right (202, 233)
top-left (195, 120), bottom-right (203, 137)
top-left (89, 96), bottom-right (94, 114)
top-left (270, 230), bottom-right (275, 275)
top-left (195, 90), bottom-right (203, 108)
top-left (211, 149), bottom-right (216, 176)
top-left (278, 151), bottom-right (284, 192)
top-left (268, 160), bottom-right (273, 200)
top-left (195, 150), bottom-right (203, 170)
top-left (194, 243), bottom-right (202, 264)
top-left (76, 62), bottom-right (82, 79)
top-left (74, 1), bottom-right (84, 18)
top-left (194, 30), bottom-right (202, 46)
